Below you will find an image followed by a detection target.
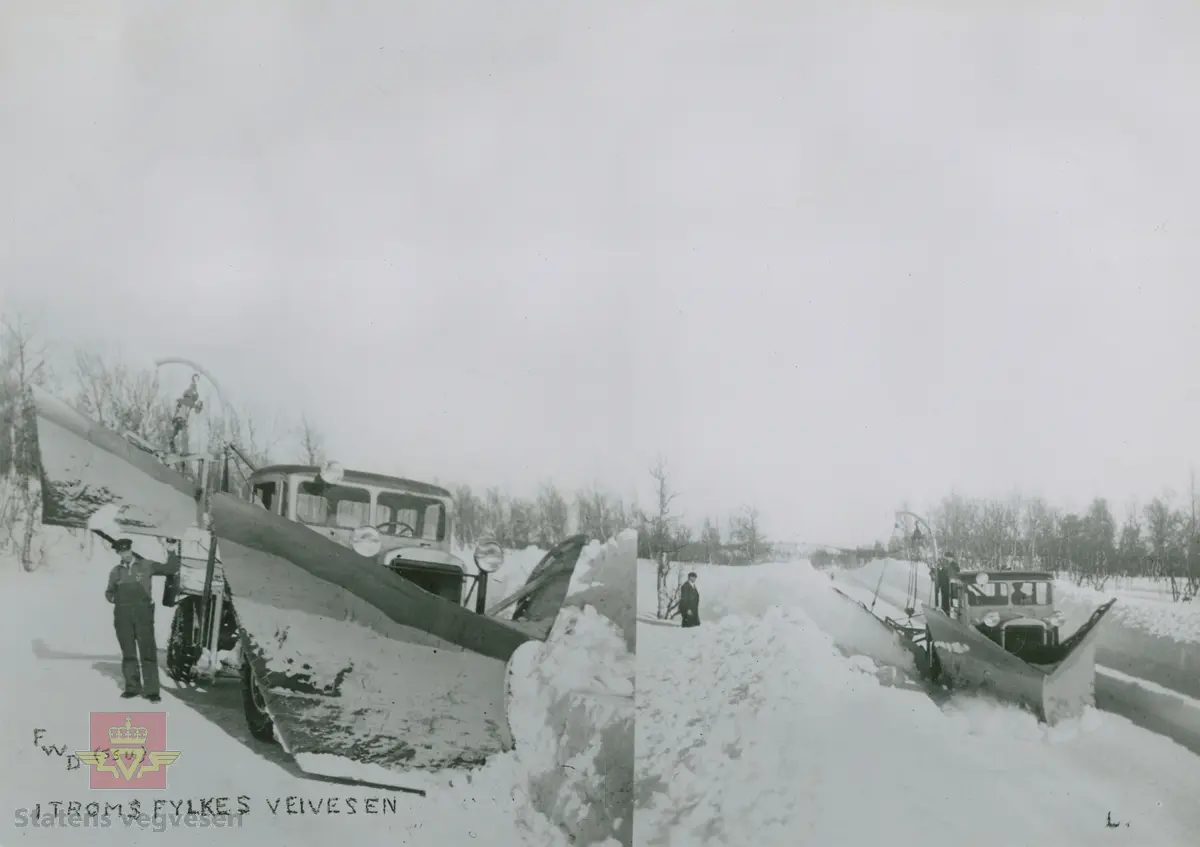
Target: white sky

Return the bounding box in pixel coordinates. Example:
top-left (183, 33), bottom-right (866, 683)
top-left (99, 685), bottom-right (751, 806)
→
top-left (3, 2), bottom-right (1200, 545)
top-left (0, 1), bottom-right (647, 503)
top-left (631, 1), bottom-right (1200, 545)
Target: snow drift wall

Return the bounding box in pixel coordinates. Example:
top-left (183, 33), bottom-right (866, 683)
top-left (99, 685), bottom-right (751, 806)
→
top-left (637, 594), bottom-right (1200, 847)
top-left (636, 557), bottom-right (917, 675)
top-left (508, 530), bottom-right (636, 847)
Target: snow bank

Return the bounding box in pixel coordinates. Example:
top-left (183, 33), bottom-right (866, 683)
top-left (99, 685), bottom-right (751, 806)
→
top-left (637, 558), bottom-right (916, 672)
top-left (285, 532), bottom-right (635, 846)
top-left (1059, 574), bottom-right (1198, 604)
top-left (1056, 579), bottom-right (1200, 644)
top-left (568, 533), bottom-right (636, 652)
top-left (507, 530), bottom-right (636, 847)
top-left (636, 557), bottom-right (1200, 846)
top-left (1, 527), bottom-right (635, 847)
top-left (507, 606), bottom-right (633, 847)
top-left (638, 558), bottom-right (802, 623)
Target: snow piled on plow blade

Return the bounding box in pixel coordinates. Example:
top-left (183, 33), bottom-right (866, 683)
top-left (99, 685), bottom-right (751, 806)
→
top-left (264, 530), bottom-right (636, 847)
top-left (216, 502), bottom-right (633, 844)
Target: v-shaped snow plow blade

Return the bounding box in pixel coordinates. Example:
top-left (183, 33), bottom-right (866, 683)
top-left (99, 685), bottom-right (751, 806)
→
top-left (924, 599), bottom-right (1117, 724)
top-left (1040, 599), bottom-right (1118, 724)
top-left (23, 382), bottom-right (596, 790)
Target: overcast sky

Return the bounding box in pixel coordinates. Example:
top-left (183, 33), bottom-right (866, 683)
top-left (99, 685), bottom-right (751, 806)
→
top-left (1, 1), bottom-right (648, 503)
top-left (633, 1), bottom-right (1200, 546)
top-left (4, 2), bottom-right (1199, 546)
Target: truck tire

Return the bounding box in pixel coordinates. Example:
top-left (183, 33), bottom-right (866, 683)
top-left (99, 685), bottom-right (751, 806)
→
top-left (241, 657), bottom-right (276, 744)
top-left (166, 597), bottom-right (201, 683)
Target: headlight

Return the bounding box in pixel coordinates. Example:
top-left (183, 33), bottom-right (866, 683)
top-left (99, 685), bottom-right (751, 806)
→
top-left (319, 461), bottom-right (345, 485)
top-left (983, 611), bottom-right (1001, 627)
top-left (351, 525), bottom-right (382, 558)
top-left (474, 539), bottom-right (504, 573)
top-left (1050, 611), bottom-right (1066, 627)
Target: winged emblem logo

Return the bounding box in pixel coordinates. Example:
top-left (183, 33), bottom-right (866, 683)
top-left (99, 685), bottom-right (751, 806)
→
top-left (76, 714), bottom-right (181, 789)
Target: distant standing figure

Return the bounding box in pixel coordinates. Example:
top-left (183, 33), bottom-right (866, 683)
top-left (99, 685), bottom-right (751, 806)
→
top-left (679, 572), bottom-right (701, 628)
top-left (105, 538), bottom-right (181, 703)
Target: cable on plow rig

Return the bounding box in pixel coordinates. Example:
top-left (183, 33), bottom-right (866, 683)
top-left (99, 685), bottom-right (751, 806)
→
top-left (869, 559), bottom-right (891, 613)
top-left (904, 524), bottom-right (925, 616)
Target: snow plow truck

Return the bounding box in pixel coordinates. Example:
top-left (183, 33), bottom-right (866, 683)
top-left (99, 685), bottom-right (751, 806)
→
top-left (834, 516), bottom-right (1116, 725)
top-left (19, 365), bottom-right (595, 792)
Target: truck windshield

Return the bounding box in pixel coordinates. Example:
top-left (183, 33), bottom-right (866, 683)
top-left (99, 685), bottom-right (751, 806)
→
top-left (295, 481), bottom-right (372, 528)
top-left (966, 580), bottom-right (1053, 606)
top-left (374, 491), bottom-right (445, 541)
top-left (1010, 581), bottom-right (1052, 605)
top-left (965, 582), bottom-right (1010, 606)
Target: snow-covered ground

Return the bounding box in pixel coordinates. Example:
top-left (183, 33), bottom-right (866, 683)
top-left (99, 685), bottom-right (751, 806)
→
top-left (1, 526), bottom-right (634, 847)
top-left (635, 558), bottom-right (1200, 847)
top-left (1055, 578), bottom-right (1200, 644)
top-left (1058, 574), bottom-right (1198, 605)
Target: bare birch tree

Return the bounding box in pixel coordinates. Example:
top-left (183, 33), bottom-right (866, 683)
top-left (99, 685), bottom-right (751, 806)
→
top-left (1, 314), bottom-right (54, 570)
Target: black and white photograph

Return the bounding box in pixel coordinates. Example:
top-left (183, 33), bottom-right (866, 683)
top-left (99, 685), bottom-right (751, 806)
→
top-left (632, 4), bottom-right (1200, 847)
top-left (1, 3), bottom-right (636, 845)
top-left (5, 2), bottom-right (1200, 847)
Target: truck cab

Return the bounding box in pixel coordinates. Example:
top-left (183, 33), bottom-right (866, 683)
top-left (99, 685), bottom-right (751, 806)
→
top-left (934, 569), bottom-right (1067, 656)
top-left (246, 463), bottom-right (499, 606)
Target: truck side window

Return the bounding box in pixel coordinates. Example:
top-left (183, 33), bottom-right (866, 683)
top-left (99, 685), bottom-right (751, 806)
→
top-left (253, 482), bottom-right (276, 512)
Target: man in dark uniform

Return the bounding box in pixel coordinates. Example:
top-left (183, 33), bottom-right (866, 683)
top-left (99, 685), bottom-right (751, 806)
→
top-left (934, 551), bottom-right (960, 614)
top-left (679, 571), bottom-right (701, 628)
top-left (104, 538), bottom-right (181, 702)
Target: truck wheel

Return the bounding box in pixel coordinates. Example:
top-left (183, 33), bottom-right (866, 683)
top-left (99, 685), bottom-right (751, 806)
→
top-left (217, 593), bottom-right (239, 652)
top-left (166, 598), bottom-right (200, 683)
top-left (241, 658), bottom-right (276, 744)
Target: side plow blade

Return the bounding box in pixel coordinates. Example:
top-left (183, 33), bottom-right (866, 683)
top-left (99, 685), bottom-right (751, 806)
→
top-left (829, 584), bottom-right (933, 676)
top-left (214, 496), bottom-right (593, 791)
top-left (29, 386), bottom-right (199, 535)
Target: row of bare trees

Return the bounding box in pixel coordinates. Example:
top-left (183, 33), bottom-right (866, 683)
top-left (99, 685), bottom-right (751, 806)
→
top-left (449, 483), bottom-right (634, 550)
top-left (884, 490), bottom-right (1200, 601)
top-left (638, 458), bottom-right (770, 567)
top-left (0, 315), bottom-right (53, 569)
top-left (637, 456), bottom-right (771, 619)
top-left (0, 317), bottom-right (295, 569)
top-left (0, 318), bottom-right (627, 569)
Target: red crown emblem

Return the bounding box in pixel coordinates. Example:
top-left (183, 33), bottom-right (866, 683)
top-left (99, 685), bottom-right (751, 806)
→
top-left (108, 716), bottom-right (149, 746)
